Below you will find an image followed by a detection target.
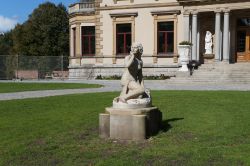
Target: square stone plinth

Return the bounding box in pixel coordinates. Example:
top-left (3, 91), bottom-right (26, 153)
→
top-left (99, 107), bottom-right (162, 140)
top-left (203, 54), bottom-right (215, 64)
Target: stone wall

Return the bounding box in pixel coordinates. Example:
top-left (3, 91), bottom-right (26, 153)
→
top-left (15, 70), bottom-right (39, 80)
top-left (68, 64), bottom-right (179, 80)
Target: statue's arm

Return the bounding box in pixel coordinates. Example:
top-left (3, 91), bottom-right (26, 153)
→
top-left (125, 53), bottom-right (134, 67)
top-left (138, 69), bottom-right (144, 88)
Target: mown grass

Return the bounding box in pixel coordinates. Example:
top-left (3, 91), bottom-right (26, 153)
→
top-left (0, 82), bottom-right (102, 93)
top-left (0, 91), bottom-right (250, 165)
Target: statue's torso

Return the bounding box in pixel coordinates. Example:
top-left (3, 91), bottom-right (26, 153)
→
top-left (121, 58), bottom-right (143, 85)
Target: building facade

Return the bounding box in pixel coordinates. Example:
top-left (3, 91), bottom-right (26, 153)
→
top-left (68, 0), bottom-right (250, 79)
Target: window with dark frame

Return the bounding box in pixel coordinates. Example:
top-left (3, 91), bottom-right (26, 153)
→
top-left (157, 21), bottom-right (174, 55)
top-left (82, 26), bottom-right (95, 56)
top-left (72, 28), bottom-right (76, 57)
top-left (116, 23), bottom-right (132, 55)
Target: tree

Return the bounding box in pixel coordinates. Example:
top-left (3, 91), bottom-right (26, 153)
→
top-left (12, 2), bottom-right (69, 56)
top-left (0, 32), bottom-right (13, 55)
top-left (0, 32), bottom-right (15, 79)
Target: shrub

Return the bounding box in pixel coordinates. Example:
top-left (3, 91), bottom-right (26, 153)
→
top-left (179, 41), bottom-right (193, 46)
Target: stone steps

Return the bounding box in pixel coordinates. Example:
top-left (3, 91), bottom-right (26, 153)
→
top-left (168, 63), bottom-right (250, 84)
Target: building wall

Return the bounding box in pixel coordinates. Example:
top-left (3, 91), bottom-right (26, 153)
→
top-left (69, 14), bottom-right (95, 66)
top-left (100, 0), bottom-right (178, 7)
top-left (68, 0), bottom-right (250, 79)
top-left (100, 5), bottom-right (183, 65)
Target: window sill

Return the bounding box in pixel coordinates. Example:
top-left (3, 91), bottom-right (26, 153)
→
top-left (156, 53), bottom-right (178, 58)
top-left (116, 54), bottom-right (128, 58)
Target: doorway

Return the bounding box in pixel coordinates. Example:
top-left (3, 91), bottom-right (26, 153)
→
top-left (236, 18), bottom-right (250, 62)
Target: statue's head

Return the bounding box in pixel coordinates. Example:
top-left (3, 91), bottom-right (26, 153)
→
top-left (206, 31), bottom-right (212, 36)
top-left (131, 42), bottom-right (143, 55)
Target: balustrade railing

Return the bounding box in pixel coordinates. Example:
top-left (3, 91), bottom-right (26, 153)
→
top-left (69, 2), bottom-right (95, 14)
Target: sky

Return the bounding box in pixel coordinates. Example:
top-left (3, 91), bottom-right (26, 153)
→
top-left (0, 0), bottom-right (76, 32)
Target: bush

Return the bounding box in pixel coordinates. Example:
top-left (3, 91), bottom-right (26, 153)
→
top-left (179, 41), bottom-right (193, 46)
top-left (95, 75), bottom-right (121, 80)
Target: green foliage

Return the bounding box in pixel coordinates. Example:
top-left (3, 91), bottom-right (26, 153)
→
top-left (0, 32), bottom-right (13, 55)
top-left (0, 2), bottom-right (69, 79)
top-left (96, 74), bottom-right (172, 80)
top-left (95, 75), bottom-right (122, 80)
top-left (11, 2), bottom-right (69, 56)
top-left (0, 82), bottom-right (102, 93)
top-left (0, 91), bottom-right (250, 165)
top-left (0, 55), bottom-right (17, 79)
top-left (143, 74), bottom-right (171, 80)
top-left (179, 41), bottom-right (193, 46)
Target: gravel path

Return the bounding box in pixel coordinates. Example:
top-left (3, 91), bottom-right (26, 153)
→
top-left (0, 80), bottom-right (250, 101)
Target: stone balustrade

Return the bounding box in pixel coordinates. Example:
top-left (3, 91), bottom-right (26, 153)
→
top-left (68, 1), bottom-right (95, 14)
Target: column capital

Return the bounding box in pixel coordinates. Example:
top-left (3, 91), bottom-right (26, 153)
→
top-left (214, 8), bottom-right (222, 13)
top-left (191, 10), bottom-right (199, 15)
top-left (183, 10), bottom-right (190, 15)
top-left (222, 8), bottom-right (231, 13)
top-left (75, 22), bottom-right (81, 26)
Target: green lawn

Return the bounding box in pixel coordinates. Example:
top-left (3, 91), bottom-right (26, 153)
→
top-left (0, 82), bottom-right (102, 93)
top-left (0, 91), bottom-right (250, 165)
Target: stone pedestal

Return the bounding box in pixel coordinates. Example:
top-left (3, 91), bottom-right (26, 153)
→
top-left (203, 54), bottom-right (215, 63)
top-left (99, 107), bottom-right (162, 140)
top-left (178, 45), bottom-right (191, 72)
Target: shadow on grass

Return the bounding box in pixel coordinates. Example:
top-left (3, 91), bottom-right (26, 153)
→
top-left (148, 117), bottom-right (184, 138)
top-left (161, 118), bottom-right (184, 132)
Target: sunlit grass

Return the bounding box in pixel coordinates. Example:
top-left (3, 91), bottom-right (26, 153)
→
top-left (0, 91), bottom-right (249, 165)
top-left (0, 82), bottom-right (102, 93)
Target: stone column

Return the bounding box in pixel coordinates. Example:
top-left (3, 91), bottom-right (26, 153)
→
top-left (197, 20), bottom-right (200, 62)
top-left (191, 11), bottom-right (198, 61)
top-left (70, 26), bottom-right (74, 57)
top-left (183, 11), bottom-right (190, 41)
top-left (75, 23), bottom-right (82, 57)
top-left (215, 10), bottom-right (221, 61)
top-left (223, 9), bottom-right (230, 62)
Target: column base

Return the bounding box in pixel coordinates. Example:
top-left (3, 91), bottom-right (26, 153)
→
top-left (203, 54), bottom-right (215, 64)
top-left (222, 60), bottom-right (230, 64)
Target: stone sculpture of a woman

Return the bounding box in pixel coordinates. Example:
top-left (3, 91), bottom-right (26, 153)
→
top-left (205, 31), bottom-right (213, 54)
top-left (113, 42), bottom-right (151, 109)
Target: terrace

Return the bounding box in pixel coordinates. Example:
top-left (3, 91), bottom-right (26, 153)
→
top-left (68, 0), bottom-right (95, 14)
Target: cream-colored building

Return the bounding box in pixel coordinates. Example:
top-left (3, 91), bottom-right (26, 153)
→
top-left (68, 0), bottom-right (250, 79)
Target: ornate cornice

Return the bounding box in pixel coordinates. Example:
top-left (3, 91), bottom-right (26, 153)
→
top-left (69, 11), bottom-right (95, 18)
top-left (98, 2), bottom-right (180, 11)
top-left (109, 12), bottom-right (138, 18)
top-left (178, 0), bottom-right (250, 4)
top-left (151, 10), bottom-right (181, 16)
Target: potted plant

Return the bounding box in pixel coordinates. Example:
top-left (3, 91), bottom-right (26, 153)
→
top-left (178, 41), bottom-right (192, 72)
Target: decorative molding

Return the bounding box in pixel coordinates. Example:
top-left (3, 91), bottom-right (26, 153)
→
top-left (183, 10), bottom-right (191, 15)
top-left (69, 12), bottom-right (95, 19)
top-left (110, 12), bottom-right (138, 18)
top-left (112, 17), bottom-right (135, 64)
top-left (183, 2), bottom-right (250, 13)
top-left (150, 10), bottom-right (181, 16)
top-left (152, 15), bottom-right (178, 63)
top-left (178, 0), bottom-right (249, 4)
top-left (99, 2), bottom-right (179, 11)
top-left (214, 8), bottom-right (222, 13)
top-left (95, 0), bottom-right (103, 63)
top-left (114, 0), bottom-right (134, 4)
top-left (191, 10), bottom-right (199, 15)
top-left (222, 8), bottom-right (231, 13)
top-left (80, 23), bottom-right (95, 26)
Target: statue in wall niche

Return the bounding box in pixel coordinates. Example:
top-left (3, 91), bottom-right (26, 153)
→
top-left (113, 42), bottom-right (151, 109)
top-left (205, 31), bottom-right (213, 54)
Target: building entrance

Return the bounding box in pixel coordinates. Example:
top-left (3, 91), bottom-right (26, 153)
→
top-left (236, 18), bottom-right (250, 62)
